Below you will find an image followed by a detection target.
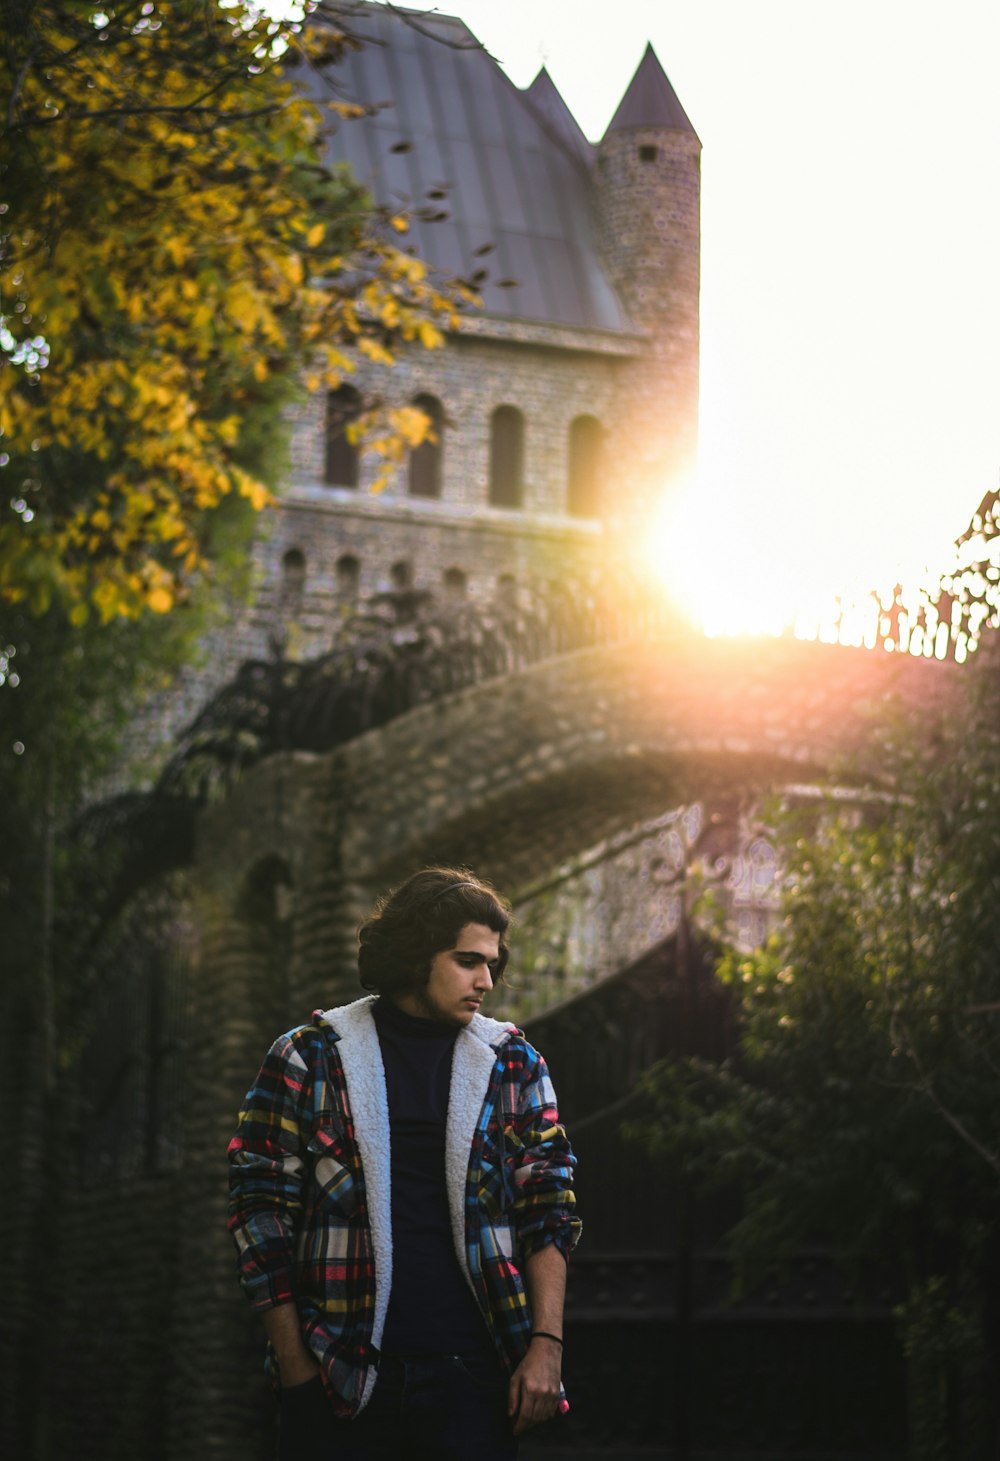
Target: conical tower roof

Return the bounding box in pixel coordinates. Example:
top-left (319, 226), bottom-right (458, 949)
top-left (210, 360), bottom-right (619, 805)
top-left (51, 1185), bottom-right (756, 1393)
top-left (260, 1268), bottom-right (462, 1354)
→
top-left (604, 43), bottom-right (697, 137)
top-left (523, 66), bottom-right (594, 168)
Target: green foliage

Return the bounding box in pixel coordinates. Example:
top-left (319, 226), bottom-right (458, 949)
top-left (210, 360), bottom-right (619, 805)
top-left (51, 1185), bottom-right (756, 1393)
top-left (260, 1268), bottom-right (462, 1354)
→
top-left (629, 645), bottom-right (1000, 1455)
top-left (1, 0), bottom-right (467, 621)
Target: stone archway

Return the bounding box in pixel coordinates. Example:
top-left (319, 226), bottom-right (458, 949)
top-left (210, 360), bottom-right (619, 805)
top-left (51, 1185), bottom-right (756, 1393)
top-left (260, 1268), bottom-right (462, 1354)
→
top-left (194, 635), bottom-right (952, 1002)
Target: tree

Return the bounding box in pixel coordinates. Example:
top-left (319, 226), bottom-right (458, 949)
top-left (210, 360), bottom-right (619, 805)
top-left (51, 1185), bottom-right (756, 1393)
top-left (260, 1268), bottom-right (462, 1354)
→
top-left (1, 0), bottom-right (469, 622)
top-left (631, 642), bottom-right (1000, 1459)
top-left (0, 0), bottom-right (473, 1117)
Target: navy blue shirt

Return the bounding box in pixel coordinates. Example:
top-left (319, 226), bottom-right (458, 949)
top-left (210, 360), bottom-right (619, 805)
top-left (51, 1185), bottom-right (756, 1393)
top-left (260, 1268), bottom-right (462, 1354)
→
top-left (372, 997), bottom-right (494, 1357)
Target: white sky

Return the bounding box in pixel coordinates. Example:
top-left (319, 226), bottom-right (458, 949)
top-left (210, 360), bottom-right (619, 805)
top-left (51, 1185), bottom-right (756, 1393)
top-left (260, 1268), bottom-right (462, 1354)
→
top-left (366, 0), bottom-right (1000, 625)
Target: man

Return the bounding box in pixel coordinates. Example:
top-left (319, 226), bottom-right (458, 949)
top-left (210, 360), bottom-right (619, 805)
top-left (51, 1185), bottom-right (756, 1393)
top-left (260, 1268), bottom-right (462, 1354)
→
top-left (228, 868), bottom-right (581, 1460)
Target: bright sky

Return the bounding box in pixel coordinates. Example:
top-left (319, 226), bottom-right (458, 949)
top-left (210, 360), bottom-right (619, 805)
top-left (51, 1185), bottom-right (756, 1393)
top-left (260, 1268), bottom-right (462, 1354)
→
top-left (366, 0), bottom-right (1000, 633)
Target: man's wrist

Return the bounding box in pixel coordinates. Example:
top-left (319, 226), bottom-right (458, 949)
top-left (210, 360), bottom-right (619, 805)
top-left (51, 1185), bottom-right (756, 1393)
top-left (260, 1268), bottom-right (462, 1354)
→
top-left (276, 1345), bottom-right (320, 1386)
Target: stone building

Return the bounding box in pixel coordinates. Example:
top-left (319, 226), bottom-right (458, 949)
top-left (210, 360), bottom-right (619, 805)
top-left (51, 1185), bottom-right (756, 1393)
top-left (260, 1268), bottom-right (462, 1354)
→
top-left (146, 2), bottom-right (701, 742)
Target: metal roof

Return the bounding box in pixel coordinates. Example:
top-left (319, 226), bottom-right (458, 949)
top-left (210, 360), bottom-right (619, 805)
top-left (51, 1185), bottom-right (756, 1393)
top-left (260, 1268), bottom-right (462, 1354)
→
top-left (302, 4), bottom-right (631, 334)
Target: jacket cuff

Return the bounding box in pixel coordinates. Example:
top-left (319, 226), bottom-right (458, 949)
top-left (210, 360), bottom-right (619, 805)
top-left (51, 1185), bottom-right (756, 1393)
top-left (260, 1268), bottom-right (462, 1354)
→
top-left (521, 1216), bottom-right (582, 1263)
top-left (241, 1267), bottom-right (297, 1311)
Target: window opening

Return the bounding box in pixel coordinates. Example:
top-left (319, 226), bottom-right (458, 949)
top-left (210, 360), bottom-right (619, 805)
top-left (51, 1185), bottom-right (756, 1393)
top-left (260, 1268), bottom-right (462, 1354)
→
top-left (489, 405), bottom-right (525, 509)
top-left (568, 415), bottom-right (604, 519)
top-left (408, 394), bottom-right (444, 498)
top-left (335, 554), bottom-right (360, 601)
top-left (443, 567), bottom-right (467, 600)
top-left (325, 386), bottom-right (362, 487)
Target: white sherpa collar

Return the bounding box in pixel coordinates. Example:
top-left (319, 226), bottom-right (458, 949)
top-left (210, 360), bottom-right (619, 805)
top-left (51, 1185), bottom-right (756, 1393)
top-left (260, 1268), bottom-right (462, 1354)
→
top-left (445, 1017), bottom-right (513, 1298)
top-left (466, 1009), bottom-right (518, 1050)
top-left (315, 997), bottom-right (516, 1053)
top-left (315, 995), bottom-right (389, 1405)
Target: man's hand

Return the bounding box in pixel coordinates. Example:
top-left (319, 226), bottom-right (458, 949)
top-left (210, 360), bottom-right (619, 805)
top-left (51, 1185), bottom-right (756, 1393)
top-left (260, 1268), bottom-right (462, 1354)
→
top-left (507, 1336), bottom-right (562, 1436)
top-left (277, 1347), bottom-right (321, 1389)
top-left (509, 1241), bottom-right (568, 1433)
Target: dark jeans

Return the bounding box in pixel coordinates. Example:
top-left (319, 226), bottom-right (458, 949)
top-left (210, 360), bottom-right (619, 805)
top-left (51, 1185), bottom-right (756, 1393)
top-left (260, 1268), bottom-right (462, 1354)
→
top-left (277, 1352), bottom-right (518, 1461)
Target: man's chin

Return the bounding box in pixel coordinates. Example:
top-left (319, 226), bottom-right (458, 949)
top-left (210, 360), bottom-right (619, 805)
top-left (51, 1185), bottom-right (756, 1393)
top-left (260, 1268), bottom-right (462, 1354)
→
top-left (411, 995), bottom-right (473, 1027)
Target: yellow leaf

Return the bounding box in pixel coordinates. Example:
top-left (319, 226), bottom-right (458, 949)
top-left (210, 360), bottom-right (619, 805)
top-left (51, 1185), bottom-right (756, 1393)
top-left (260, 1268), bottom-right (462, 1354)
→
top-left (358, 337), bottom-right (395, 365)
top-left (148, 586), bottom-right (173, 613)
top-left (225, 284), bottom-right (260, 332)
top-left (306, 222), bottom-right (325, 248)
top-left (237, 477), bottom-right (271, 510)
top-left (69, 601), bottom-right (90, 626)
top-left (217, 414), bottom-right (241, 446)
top-left (164, 235), bottom-right (189, 267)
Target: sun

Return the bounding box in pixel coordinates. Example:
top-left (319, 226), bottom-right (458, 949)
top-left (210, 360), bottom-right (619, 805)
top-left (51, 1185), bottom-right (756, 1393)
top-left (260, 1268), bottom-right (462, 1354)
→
top-left (637, 468), bottom-right (935, 650)
top-left (639, 475), bottom-right (791, 638)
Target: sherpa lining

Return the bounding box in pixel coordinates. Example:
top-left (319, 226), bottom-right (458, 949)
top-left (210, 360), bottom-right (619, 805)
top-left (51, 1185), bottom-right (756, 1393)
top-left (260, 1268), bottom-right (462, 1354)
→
top-left (317, 996), bottom-right (389, 1407)
top-left (317, 997), bottom-right (515, 1403)
top-left (445, 1016), bottom-right (510, 1295)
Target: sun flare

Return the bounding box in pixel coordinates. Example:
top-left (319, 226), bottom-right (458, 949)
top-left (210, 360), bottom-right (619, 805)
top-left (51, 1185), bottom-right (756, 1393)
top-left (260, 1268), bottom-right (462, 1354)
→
top-left (638, 467), bottom-right (960, 655)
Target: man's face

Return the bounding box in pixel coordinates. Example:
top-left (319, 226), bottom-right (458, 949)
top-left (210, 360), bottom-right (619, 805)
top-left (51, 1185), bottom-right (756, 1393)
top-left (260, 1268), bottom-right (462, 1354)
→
top-left (394, 921), bottom-right (500, 1026)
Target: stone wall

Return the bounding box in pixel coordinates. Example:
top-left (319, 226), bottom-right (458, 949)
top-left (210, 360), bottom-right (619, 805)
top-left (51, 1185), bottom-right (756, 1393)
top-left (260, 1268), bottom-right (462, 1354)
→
top-left (495, 801), bottom-right (780, 1022)
top-left (289, 331), bottom-right (630, 517)
top-left (124, 323), bottom-right (642, 776)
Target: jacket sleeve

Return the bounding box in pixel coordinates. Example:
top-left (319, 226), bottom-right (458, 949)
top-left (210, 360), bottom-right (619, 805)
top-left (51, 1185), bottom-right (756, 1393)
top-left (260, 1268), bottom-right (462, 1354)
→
top-left (227, 1030), bottom-right (313, 1311)
top-left (508, 1042), bottom-right (582, 1262)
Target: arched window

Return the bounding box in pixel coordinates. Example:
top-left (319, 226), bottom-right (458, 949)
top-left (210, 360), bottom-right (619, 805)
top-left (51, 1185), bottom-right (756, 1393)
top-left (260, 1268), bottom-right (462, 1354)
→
top-left (281, 547), bottom-right (306, 593)
top-left (496, 573), bottom-right (518, 608)
top-left (568, 415), bottom-right (604, 518)
top-left (489, 405), bottom-right (524, 508)
top-left (443, 567), bottom-right (467, 600)
top-left (408, 394), bottom-right (444, 499)
top-left (335, 554), bottom-right (360, 602)
top-left (325, 386), bottom-right (361, 488)
top-left (390, 560), bottom-right (413, 591)
top-left (236, 856), bottom-right (294, 1032)
top-left (271, 548), bottom-right (306, 657)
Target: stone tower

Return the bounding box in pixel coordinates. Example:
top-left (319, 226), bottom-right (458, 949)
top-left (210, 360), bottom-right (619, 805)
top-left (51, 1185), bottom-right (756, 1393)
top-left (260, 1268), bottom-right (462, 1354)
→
top-left (595, 44), bottom-right (701, 512)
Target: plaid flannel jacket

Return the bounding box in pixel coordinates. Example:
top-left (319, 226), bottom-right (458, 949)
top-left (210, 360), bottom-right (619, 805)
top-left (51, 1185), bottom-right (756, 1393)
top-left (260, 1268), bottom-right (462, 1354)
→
top-left (227, 995), bottom-right (581, 1417)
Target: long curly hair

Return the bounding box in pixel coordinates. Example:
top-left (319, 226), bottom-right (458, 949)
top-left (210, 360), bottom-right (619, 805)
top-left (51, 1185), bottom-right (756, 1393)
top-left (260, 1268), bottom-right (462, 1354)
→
top-left (358, 867), bottom-right (511, 997)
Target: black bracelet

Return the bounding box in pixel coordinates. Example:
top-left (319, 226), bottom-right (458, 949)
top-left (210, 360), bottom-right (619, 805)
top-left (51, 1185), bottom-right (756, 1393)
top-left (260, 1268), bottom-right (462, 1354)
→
top-left (531, 1331), bottom-right (564, 1347)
